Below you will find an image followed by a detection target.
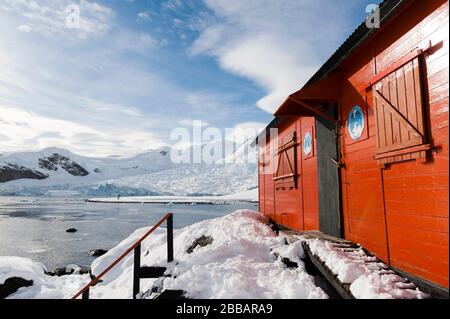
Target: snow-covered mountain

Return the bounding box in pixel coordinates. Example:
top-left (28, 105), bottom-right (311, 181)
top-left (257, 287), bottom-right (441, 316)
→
top-left (0, 143), bottom-right (258, 196)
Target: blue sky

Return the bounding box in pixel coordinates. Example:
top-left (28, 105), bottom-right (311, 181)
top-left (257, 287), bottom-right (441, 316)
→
top-left (0, 0), bottom-right (379, 157)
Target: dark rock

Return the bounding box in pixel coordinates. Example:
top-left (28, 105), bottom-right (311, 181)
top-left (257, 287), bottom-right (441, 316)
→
top-left (47, 265), bottom-right (90, 277)
top-left (186, 235), bottom-right (214, 254)
top-left (280, 257), bottom-right (298, 269)
top-left (268, 218), bottom-right (281, 234)
top-left (0, 277), bottom-right (33, 299)
top-left (38, 153), bottom-right (89, 176)
top-left (159, 150), bottom-right (168, 156)
top-left (93, 168), bottom-right (102, 173)
top-left (0, 163), bottom-right (48, 183)
top-left (48, 267), bottom-right (68, 277)
top-left (88, 249), bottom-right (108, 257)
top-left (66, 228), bottom-right (77, 233)
top-left (38, 158), bottom-right (58, 171)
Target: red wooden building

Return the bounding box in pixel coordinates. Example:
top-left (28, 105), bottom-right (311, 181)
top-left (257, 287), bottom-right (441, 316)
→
top-left (257, 0), bottom-right (449, 291)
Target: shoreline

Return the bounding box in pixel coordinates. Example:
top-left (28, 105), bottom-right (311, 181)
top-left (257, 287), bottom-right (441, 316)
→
top-left (85, 188), bottom-right (259, 205)
top-left (86, 198), bottom-right (258, 205)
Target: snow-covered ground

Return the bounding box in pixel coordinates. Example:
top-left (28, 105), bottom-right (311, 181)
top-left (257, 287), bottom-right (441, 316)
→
top-left (87, 188), bottom-right (258, 204)
top-left (1, 210), bottom-right (326, 299)
top-left (0, 146), bottom-right (257, 197)
top-left (108, 163), bottom-right (257, 196)
top-left (1, 210), bottom-right (428, 299)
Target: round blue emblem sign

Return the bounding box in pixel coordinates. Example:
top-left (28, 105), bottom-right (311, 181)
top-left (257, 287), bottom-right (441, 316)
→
top-left (348, 105), bottom-right (365, 140)
top-left (303, 132), bottom-right (312, 156)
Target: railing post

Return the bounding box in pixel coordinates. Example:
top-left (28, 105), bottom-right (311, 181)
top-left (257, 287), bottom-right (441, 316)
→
top-left (82, 288), bottom-right (90, 300)
top-left (167, 213), bottom-right (173, 262)
top-left (133, 243), bottom-right (141, 299)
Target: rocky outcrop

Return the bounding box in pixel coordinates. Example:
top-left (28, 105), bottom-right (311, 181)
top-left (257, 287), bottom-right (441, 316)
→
top-left (0, 163), bottom-right (48, 183)
top-left (0, 277), bottom-right (33, 299)
top-left (66, 228), bottom-right (77, 233)
top-left (186, 235), bottom-right (214, 254)
top-left (46, 265), bottom-right (90, 277)
top-left (38, 153), bottom-right (89, 176)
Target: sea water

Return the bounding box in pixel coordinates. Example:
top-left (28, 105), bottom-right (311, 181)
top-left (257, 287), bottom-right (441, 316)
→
top-left (0, 196), bottom-right (257, 270)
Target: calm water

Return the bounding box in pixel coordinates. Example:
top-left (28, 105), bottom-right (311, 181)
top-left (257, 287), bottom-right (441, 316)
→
top-left (0, 196), bottom-right (257, 270)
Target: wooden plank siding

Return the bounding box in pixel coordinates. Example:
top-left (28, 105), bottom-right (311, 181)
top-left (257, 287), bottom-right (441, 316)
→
top-left (257, 116), bottom-right (319, 231)
top-left (300, 117), bottom-right (319, 230)
top-left (273, 120), bottom-right (302, 230)
top-left (339, 0), bottom-right (449, 287)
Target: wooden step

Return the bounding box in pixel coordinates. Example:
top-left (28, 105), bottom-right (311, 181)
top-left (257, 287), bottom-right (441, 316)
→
top-left (139, 266), bottom-right (168, 279)
top-left (153, 289), bottom-right (187, 299)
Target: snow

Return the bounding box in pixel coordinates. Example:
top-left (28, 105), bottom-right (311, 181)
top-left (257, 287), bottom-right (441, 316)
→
top-left (351, 273), bottom-right (427, 299)
top-left (1, 210), bottom-right (430, 299)
top-left (0, 257), bottom-right (60, 298)
top-left (0, 210), bottom-right (327, 299)
top-left (0, 147), bottom-right (257, 197)
top-left (271, 240), bottom-right (305, 267)
top-left (305, 238), bottom-right (428, 299)
top-left (86, 210), bottom-right (326, 299)
top-left (109, 163), bottom-right (257, 196)
top-left (87, 188), bottom-right (258, 204)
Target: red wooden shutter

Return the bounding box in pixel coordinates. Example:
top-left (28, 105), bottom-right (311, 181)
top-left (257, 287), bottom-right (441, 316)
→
top-left (372, 56), bottom-right (430, 165)
top-left (273, 131), bottom-right (298, 190)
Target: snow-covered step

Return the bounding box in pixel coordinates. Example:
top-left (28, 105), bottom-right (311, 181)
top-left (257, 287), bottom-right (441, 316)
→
top-left (297, 235), bottom-right (429, 299)
top-left (279, 230), bottom-right (435, 299)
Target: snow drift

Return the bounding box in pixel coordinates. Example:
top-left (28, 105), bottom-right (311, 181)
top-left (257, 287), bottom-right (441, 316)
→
top-left (0, 210), bottom-right (326, 299)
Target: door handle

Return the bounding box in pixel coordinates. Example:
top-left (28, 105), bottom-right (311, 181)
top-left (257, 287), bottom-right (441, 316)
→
top-left (330, 157), bottom-right (343, 168)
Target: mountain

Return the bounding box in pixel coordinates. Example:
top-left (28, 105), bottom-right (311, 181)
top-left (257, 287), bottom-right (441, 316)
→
top-left (0, 142), bottom-right (258, 196)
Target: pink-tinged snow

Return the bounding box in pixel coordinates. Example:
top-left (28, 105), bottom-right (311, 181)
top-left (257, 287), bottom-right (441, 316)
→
top-left (87, 188), bottom-right (258, 204)
top-left (0, 256), bottom-right (89, 299)
top-left (86, 210), bottom-right (326, 299)
top-left (1, 210), bottom-right (326, 299)
top-left (305, 238), bottom-right (428, 299)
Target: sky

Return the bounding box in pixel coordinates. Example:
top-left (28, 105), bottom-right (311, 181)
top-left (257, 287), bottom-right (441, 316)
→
top-left (0, 0), bottom-right (379, 157)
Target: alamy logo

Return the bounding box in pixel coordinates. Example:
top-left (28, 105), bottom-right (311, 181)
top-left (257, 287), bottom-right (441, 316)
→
top-left (366, 4), bottom-right (380, 29)
top-left (65, 4), bottom-right (80, 29)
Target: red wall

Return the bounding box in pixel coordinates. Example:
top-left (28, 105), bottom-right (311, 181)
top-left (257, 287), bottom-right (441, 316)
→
top-left (258, 117), bottom-right (319, 231)
top-left (300, 117), bottom-right (319, 230)
top-left (258, 0), bottom-right (448, 288)
top-left (339, 0), bottom-right (449, 287)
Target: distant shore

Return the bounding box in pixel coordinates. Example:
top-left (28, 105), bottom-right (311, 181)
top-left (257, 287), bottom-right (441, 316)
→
top-left (86, 188), bottom-right (259, 205)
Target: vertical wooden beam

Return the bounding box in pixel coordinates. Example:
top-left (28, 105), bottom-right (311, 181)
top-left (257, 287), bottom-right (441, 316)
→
top-left (167, 214), bottom-right (174, 262)
top-left (133, 243), bottom-right (141, 299)
top-left (293, 131), bottom-right (298, 189)
top-left (81, 288), bottom-right (90, 300)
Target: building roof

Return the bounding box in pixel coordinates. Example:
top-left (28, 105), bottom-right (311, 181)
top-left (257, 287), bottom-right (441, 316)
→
top-left (305, 0), bottom-right (408, 86)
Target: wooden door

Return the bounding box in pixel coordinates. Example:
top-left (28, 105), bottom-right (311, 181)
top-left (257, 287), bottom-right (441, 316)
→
top-left (315, 104), bottom-right (342, 237)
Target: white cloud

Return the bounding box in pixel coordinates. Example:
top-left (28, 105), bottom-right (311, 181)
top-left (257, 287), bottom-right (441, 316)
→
top-left (0, 0), bottom-right (279, 156)
top-left (0, 0), bottom-right (115, 39)
top-left (225, 121), bottom-right (266, 144)
top-left (17, 24), bottom-right (32, 32)
top-left (191, 0), bottom-right (364, 113)
top-left (0, 105), bottom-right (164, 157)
top-left (137, 11), bottom-right (150, 21)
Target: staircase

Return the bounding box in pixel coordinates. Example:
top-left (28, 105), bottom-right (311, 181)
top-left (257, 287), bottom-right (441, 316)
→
top-left (72, 213), bottom-right (181, 299)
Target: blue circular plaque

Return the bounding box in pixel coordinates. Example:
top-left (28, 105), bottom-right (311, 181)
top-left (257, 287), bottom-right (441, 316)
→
top-left (303, 132), bottom-right (312, 156)
top-left (348, 105), bottom-right (365, 140)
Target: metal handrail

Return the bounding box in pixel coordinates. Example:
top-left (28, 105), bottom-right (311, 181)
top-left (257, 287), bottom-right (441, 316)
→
top-left (72, 212), bottom-right (174, 299)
